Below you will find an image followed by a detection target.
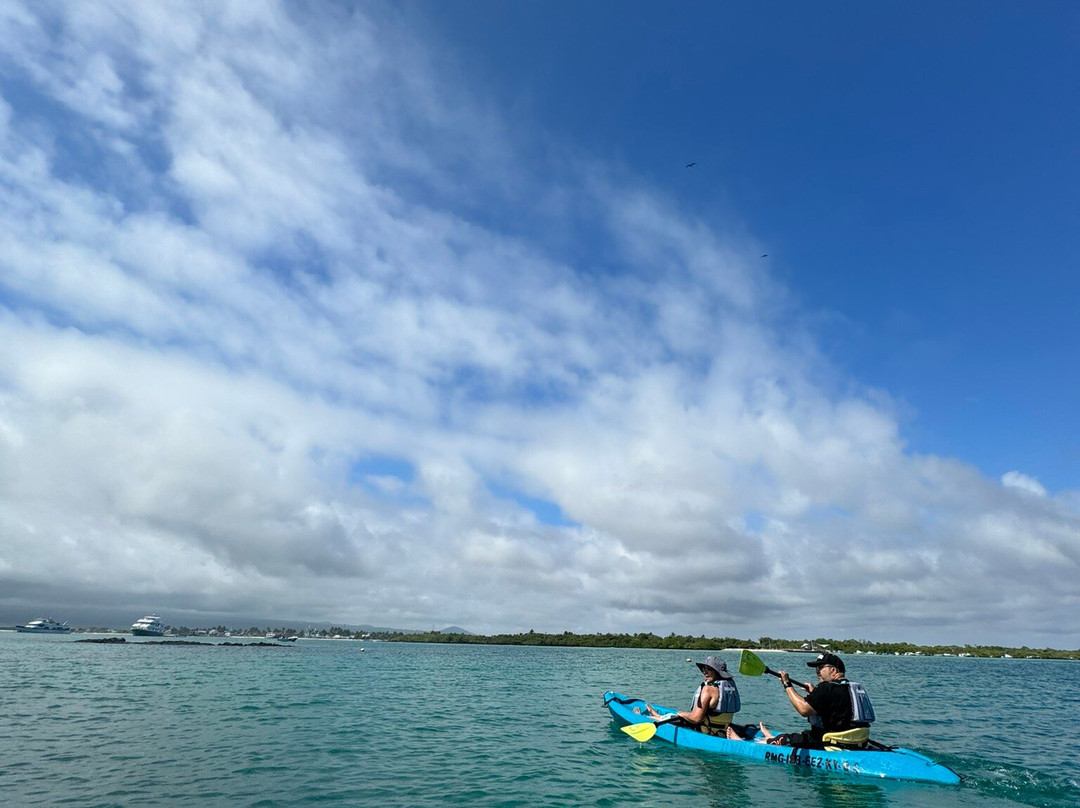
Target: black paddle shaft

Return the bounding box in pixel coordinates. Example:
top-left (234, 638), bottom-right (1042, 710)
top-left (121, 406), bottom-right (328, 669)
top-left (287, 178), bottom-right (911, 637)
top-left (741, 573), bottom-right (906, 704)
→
top-left (762, 664), bottom-right (812, 691)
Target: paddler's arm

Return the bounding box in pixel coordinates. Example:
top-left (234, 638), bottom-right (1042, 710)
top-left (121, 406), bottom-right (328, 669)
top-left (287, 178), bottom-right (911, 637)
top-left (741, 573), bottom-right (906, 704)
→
top-left (674, 683), bottom-right (717, 726)
top-left (778, 670), bottom-right (816, 718)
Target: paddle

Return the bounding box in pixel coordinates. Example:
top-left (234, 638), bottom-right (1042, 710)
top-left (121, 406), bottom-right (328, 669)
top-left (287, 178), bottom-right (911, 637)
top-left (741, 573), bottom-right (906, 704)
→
top-left (621, 713), bottom-right (679, 742)
top-left (739, 649), bottom-right (811, 691)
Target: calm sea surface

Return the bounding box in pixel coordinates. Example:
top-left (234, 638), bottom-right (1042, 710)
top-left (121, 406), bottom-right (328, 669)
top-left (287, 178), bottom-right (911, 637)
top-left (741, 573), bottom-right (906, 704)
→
top-left (2, 633), bottom-right (1077, 807)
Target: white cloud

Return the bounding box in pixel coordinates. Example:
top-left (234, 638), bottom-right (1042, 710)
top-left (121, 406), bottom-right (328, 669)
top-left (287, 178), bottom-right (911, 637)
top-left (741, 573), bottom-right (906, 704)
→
top-left (1001, 470), bottom-right (1047, 497)
top-left (0, 1), bottom-right (1078, 646)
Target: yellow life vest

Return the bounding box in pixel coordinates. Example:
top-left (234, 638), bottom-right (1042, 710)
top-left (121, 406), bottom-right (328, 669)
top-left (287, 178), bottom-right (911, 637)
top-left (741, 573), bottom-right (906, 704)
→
top-left (700, 712), bottom-right (736, 736)
top-left (691, 680), bottom-right (740, 736)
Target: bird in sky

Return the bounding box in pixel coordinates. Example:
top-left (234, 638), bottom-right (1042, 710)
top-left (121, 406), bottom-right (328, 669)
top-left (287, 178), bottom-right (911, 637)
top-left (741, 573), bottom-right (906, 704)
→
top-left (761, 254), bottom-right (768, 258)
top-left (685, 162), bottom-right (696, 168)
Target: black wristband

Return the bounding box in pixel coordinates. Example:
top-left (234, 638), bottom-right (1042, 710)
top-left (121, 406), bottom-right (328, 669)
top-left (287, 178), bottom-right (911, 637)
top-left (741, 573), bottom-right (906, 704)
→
top-left (783, 682), bottom-right (793, 689)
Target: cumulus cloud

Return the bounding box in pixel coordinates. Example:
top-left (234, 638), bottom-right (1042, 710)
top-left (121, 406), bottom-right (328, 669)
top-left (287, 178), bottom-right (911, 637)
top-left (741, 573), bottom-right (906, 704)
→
top-left (0, 1), bottom-right (1078, 645)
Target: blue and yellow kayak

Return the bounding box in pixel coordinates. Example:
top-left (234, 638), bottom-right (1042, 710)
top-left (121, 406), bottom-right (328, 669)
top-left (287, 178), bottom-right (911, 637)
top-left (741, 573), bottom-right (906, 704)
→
top-left (604, 691), bottom-right (960, 785)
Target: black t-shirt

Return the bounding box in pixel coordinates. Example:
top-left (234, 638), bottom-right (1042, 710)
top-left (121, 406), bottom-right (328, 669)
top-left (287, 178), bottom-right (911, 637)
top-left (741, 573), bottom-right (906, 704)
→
top-left (805, 680), bottom-right (853, 734)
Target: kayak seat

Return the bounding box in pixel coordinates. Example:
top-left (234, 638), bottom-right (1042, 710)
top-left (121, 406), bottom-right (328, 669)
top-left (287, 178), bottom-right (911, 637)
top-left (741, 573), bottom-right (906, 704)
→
top-left (700, 713), bottom-right (735, 736)
top-left (822, 727), bottom-right (870, 750)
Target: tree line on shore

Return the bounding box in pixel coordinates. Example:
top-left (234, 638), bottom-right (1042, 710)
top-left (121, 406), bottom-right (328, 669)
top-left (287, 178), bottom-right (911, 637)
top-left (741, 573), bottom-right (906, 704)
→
top-left (66, 625), bottom-right (1079, 659)
top-left (367, 629), bottom-right (1080, 660)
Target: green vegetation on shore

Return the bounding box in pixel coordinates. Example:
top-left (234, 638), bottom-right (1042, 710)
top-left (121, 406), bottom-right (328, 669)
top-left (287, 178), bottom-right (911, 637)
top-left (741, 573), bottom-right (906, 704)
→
top-left (371, 630), bottom-right (1080, 660)
top-left (54, 625), bottom-right (1079, 660)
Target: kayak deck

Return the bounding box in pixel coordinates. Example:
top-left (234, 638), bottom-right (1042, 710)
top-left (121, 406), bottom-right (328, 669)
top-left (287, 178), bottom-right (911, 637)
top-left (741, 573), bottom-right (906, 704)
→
top-left (604, 691), bottom-right (960, 785)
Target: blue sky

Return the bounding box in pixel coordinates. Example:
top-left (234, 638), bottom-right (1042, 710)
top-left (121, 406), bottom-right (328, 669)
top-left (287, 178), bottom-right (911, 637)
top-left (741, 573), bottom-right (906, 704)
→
top-left (0, 1), bottom-right (1077, 645)
top-left (418, 1), bottom-right (1080, 490)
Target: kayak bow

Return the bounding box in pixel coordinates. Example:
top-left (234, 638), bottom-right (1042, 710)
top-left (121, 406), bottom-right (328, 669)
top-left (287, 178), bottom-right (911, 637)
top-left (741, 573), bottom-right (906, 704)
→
top-left (604, 691), bottom-right (960, 785)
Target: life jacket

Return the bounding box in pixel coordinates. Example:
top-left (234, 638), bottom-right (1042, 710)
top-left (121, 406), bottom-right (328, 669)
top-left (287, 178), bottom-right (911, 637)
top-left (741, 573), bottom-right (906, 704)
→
top-left (819, 680), bottom-right (874, 748)
top-left (691, 679), bottom-right (741, 735)
top-left (845, 680), bottom-right (875, 724)
top-left (692, 678), bottom-right (741, 714)
top-left (808, 679), bottom-right (875, 735)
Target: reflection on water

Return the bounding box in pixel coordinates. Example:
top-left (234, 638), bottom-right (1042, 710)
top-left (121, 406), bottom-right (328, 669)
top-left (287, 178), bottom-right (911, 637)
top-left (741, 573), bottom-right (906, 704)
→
top-left (804, 770), bottom-right (888, 808)
top-left (695, 756), bottom-right (750, 808)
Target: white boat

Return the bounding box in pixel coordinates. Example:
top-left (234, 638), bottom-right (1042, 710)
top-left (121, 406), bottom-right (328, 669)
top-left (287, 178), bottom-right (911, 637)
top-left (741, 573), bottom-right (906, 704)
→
top-left (16, 618), bottom-right (72, 634)
top-left (131, 614), bottom-right (165, 636)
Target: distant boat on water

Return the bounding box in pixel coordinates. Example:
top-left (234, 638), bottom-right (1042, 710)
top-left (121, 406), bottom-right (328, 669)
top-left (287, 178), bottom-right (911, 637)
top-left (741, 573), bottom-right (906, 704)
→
top-left (131, 614), bottom-right (165, 636)
top-left (16, 618), bottom-right (72, 634)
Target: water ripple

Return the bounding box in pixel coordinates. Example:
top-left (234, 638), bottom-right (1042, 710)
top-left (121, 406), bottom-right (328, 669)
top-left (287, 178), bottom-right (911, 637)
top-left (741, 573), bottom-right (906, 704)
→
top-left (1, 638), bottom-right (1078, 807)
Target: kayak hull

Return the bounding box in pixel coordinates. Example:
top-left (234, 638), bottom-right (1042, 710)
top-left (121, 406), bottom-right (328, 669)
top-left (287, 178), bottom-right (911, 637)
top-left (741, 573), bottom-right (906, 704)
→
top-left (604, 691), bottom-right (960, 785)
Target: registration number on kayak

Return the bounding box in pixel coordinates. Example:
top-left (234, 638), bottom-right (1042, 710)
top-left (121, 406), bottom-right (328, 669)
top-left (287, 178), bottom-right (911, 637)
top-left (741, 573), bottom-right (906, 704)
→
top-left (765, 749), bottom-right (861, 774)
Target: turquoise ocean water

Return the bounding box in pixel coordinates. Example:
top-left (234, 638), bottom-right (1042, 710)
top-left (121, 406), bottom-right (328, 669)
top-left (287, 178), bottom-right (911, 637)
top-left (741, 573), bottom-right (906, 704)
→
top-left (2, 633), bottom-right (1078, 807)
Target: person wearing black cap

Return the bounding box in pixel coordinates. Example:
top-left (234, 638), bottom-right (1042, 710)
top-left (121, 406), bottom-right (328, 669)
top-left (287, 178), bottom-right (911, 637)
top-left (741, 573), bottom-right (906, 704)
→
top-left (637, 655), bottom-right (742, 736)
top-left (756, 652), bottom-right (875, 749)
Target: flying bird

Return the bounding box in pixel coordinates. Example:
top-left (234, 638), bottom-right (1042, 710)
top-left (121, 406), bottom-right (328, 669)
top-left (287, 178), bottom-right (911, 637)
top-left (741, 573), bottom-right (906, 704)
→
top-left (685, 162), bottom-right (696, 168)
top-left (761, 254), bottom-right (768, 258)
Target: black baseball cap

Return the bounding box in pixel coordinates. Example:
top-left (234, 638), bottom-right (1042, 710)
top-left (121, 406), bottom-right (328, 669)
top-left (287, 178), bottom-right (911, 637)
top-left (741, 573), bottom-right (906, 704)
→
top-left (807, 652), bottom-right (845, 672)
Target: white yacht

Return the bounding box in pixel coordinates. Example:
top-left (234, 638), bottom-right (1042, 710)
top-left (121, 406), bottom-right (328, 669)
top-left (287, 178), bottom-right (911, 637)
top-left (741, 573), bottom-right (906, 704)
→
top-left (16, 618), bottom-right (72, 634)
top-left (131, 614), bottom-right (165, 636)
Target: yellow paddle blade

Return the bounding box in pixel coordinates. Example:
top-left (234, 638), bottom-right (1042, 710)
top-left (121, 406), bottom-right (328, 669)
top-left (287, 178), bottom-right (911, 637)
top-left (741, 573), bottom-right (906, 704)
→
top-left (621, 722), bottom-right (658, 742)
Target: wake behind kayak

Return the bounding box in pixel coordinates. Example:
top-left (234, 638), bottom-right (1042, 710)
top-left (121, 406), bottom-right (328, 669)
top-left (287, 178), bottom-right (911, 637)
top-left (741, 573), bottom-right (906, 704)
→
top-left (604, 691), bottom-right (960, 785)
